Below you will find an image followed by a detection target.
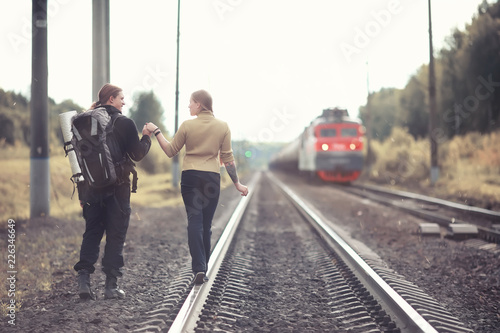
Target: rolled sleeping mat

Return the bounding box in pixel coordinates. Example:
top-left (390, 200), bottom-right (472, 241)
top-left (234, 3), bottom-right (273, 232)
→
top-left (59, 110), bottom-right (84, 182)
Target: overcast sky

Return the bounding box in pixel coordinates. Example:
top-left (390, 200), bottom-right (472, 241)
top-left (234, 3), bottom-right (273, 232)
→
top-left (0, 0), bottom-right (490, 143)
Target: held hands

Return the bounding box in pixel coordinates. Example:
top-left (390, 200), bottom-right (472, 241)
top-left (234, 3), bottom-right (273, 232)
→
top-left (143, 122), bottom-right (159, 137)
top-left (146, 122), bottom-right (158, 133)
top-left (142, 124), bottom-right (152, 137)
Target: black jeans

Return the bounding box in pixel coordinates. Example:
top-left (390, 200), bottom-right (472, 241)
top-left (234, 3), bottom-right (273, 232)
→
top-left (74, 182), bottom-right (131, 278)
top-left (181, 170), bottom-right (220, 274)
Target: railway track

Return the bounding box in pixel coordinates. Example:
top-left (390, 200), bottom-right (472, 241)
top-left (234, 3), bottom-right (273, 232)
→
top-left (346, 183), bottom-right (500, 243)
top-left (134, 172), bottom-right (473, 332)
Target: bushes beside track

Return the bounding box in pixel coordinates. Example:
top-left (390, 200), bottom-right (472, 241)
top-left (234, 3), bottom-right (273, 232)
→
top-left (363, 127), bottom-right (500, 210)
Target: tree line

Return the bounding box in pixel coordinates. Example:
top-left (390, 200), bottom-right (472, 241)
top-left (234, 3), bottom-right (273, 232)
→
top-left (0, 88), bottom-right (263, 175)
top-left (359, 0), bottom-right (500, 142)
top-left (0, 89), bottom-right (166, 148)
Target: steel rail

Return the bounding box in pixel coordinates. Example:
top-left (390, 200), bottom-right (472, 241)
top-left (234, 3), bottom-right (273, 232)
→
top-left (354, 183), bottom-right (500, 221)
top-left (269, 175), bottom-right (439, 333)
top-left (167, 172), bottom-right (260, 333)
top-left (347, 182), bottom-right (500, 243)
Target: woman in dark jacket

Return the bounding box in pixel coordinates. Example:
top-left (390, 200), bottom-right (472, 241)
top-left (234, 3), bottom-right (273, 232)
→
top-left (74, 83), bottom-right (152, 300)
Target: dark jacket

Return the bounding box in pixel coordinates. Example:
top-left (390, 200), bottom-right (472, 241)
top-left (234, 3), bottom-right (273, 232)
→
top-left (103, 105), bottom-right (151, 162)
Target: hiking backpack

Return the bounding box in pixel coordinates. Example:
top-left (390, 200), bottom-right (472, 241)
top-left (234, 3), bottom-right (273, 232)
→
top-left (68, 107), bottom-right (137, 192)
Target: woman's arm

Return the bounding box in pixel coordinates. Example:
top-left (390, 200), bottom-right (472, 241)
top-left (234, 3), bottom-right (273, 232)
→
top-left (154, 132), bottom-right (172, 157)
top-left (146, 122), bottom-right (179, 158)
top-left (224, 160), bottom-right (248, 196)
top-left (224, 160), bottom-right (239, 183)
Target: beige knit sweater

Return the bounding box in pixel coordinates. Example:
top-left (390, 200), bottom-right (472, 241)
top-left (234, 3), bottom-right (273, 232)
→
top-left (162, 110), bottom-right (234, 173)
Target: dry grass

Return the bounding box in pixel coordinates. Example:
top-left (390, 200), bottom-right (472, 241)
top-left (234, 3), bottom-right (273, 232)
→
top-left (365, 128), bottom-right (500, 209)
top-left (0, 146), bottom-right (190, 223)
top-left (0, 148), bottom-right (33, 222)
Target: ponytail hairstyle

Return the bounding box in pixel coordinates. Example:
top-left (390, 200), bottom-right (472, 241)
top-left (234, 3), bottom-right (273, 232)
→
top-left (191, 89), bottom-right (213, 113)
top-left (90, 83), bottom-right (123, 109)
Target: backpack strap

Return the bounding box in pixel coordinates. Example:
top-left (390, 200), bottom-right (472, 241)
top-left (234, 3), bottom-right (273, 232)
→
top-left (108, 112), bottom-right (139, 193)
top-left (130, 166), bottom-right (138, 193)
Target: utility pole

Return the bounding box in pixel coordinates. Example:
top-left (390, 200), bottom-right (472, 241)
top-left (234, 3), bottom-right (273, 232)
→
top-left (172, 0), bottom-right (181, 188)
top-left (428, 0), bottom-right (439, 185)
top-left (92, 0), bottom-right (110, 99)
top-left (30, 0), bottom-right (50, 218)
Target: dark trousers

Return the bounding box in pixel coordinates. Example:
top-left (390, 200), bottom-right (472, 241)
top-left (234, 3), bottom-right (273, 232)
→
top-left (181, 170), bottom-right (220, 274)
top-left (74, 183), bottom-right (131, 278)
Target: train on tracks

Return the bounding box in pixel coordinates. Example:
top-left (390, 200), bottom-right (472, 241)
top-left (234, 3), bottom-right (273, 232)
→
top-left (269, 107), bottom-right (365, 183)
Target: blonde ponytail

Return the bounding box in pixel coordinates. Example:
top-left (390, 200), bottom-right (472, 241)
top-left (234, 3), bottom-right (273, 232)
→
top-left (191, 90), bottom-right (213, 113)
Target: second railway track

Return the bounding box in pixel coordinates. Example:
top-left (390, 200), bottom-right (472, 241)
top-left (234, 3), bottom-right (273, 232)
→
top-left (345, 182), bottom-right (500, 243)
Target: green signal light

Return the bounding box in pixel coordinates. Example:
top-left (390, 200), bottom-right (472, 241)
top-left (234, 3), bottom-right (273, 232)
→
top-left (245, 150), bottom-right (252, 158)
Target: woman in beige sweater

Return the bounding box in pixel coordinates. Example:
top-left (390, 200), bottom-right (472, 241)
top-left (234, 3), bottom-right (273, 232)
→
top-left (146, 90), bottom-right (248, 284)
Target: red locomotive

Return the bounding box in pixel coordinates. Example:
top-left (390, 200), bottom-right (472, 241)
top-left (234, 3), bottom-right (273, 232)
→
top-left (269, 107), bottom-right (364, 182)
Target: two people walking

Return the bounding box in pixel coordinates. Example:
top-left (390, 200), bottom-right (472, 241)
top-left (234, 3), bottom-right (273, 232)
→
top-left (74, 84), bottom-right (248, 300)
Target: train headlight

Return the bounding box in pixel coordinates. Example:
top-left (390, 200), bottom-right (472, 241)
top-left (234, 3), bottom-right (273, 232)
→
top-left (349, 143), bottom-right (356, 150)
top-left (321, 144), bottom-right (329, 151)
